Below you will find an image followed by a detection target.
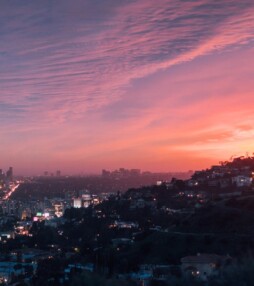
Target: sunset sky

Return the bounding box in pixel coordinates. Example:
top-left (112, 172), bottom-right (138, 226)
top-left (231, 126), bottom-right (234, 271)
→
top-left (0, 0), bottom-right (254, 175)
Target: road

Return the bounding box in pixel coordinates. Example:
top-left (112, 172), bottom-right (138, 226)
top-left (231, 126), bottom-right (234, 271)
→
top-left (3, 183), bottom-right (20, 200)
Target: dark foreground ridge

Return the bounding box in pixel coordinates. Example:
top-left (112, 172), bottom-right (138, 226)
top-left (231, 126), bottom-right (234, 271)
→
top-left (0, 156), bottom-right (254, 285)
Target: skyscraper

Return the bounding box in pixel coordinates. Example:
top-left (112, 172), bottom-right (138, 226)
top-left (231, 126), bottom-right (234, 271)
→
top-left (0, 169), bottom-right (3, 180)
top-left (6, 167), bottom-right (13, 181)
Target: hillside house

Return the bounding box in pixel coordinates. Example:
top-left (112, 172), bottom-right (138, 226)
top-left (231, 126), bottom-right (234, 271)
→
top-left (181, 253), bottom-right (231, 281)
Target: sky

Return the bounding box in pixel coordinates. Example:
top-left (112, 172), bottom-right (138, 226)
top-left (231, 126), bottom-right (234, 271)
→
top-left (0, 0), bottom-right (254, 175)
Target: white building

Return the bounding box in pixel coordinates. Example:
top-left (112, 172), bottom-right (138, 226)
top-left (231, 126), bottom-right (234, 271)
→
top-left (73, 198), bottom-right (82, 208)
top-left (181, 253), bottom-right (231, 281)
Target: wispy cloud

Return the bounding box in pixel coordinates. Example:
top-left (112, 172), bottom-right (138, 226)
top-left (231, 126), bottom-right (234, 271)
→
top-left (0, 0), bottom-right (253, 125)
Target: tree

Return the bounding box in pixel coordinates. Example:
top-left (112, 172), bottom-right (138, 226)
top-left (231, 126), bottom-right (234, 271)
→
top-left (209, 256), bottom-right (254, 286)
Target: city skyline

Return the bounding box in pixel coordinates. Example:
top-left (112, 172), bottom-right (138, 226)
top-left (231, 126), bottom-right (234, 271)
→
top-left (1, 0), bottom-right (254, 175)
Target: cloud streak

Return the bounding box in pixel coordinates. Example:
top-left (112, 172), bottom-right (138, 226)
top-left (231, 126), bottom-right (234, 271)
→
top-left (1, 1), bottom-right (253, 121)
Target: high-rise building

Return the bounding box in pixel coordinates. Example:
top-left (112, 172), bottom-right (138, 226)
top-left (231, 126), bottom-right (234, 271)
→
top-left (0, 169), bottom-right (3, 180)
top-left (6, 167), bottom-right (13, 181)
top-left (102, 169), bottom-right (110, 177)
top-left (56, 170), bottom-right (61, 177)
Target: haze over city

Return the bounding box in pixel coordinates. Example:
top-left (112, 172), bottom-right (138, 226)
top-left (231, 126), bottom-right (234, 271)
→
top-left (1, 0), bottom-right (254, 175)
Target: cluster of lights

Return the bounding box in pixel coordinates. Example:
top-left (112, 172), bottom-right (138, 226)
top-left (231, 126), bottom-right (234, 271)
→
top-left (33, 212), bottom-right (50, 222)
